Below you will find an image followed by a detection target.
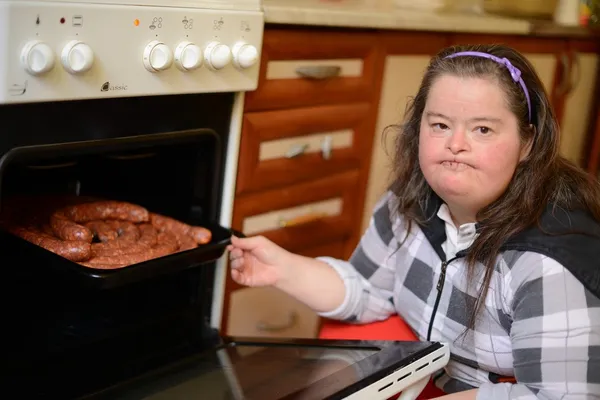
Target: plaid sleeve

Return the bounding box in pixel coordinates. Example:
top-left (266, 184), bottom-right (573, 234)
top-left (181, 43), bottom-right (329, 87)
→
top-left (477, 253), bottom-right (600, 399)
top-left (316, 192), bottom-right (399, 323)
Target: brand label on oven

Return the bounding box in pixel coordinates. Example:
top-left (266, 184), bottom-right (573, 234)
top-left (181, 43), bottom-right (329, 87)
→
top-left (100, 82), bottom-right (128, 92)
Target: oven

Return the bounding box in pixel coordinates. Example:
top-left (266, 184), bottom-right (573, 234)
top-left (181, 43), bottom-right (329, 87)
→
top-left (0, 1), bottom-right (450, 399)
top-left (0, 0), bottom-right (263, 396)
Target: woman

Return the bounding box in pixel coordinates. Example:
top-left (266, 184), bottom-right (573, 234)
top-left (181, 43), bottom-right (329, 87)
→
top-left (228, 44), bottom-right (600, 399)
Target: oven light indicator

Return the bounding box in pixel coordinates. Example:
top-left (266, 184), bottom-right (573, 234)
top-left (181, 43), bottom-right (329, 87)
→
top-left (134, 19), bottom-right (140, 27)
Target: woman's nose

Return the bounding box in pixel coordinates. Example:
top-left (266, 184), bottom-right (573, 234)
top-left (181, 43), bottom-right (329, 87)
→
top-left (446, 129), bottom-right (470, 154)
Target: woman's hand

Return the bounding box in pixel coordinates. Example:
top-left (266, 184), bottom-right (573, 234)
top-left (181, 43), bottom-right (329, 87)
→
top-left (227, 235), bottom-right (294, 287)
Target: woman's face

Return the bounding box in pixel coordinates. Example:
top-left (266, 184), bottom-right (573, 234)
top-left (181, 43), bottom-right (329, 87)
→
top-left (418, 74), bottom-right (528, 221)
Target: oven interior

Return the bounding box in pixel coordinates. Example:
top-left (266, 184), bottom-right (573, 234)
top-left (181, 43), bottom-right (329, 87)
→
top-left (0, 93), bottom-right (234, 397)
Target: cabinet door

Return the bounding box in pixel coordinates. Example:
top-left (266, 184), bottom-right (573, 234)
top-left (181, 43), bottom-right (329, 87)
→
top-left (361, 55), bottom-right (431, 232)
top-left (559, 53), bottom-right (599, 165)
top-left (523, 53), bottom-right (557, 95)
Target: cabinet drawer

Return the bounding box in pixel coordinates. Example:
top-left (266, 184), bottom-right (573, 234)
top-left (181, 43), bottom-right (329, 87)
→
top-left (226, 286), bottom-right (320, 339)
top-left (297, 239), bottom-right (348, 260)
top-left (233, 170), bottom-right (360, 252)
top-left (245, 29), bottom-right (381, 111)
top-left (237, 103), bottom-right (371, 195)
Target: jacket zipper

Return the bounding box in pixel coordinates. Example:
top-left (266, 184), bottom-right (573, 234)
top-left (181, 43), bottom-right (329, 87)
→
top-left (426, 255), bottom-right (461, 341)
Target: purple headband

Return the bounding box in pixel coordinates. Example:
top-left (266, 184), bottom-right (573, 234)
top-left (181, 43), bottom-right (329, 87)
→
top-left (444, 51), bottom-right (532, 123)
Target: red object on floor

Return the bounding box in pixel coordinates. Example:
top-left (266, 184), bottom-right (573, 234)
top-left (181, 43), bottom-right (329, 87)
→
top-left (319, 316), bottom-right (446, 399)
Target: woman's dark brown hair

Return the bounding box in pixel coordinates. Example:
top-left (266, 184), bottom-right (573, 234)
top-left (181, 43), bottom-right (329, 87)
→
top-left (388, 43), bottom-right (600, 330)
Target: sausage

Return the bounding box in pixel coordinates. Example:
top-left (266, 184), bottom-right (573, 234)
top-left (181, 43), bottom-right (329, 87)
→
top-left (154, 231), bottom-right (179, 254)
top-left (63, 200), bottom-right (149, 223)
top-left (174, 232), bottom-right (198, 252)
top-left (84, 231), bottom-right (178, 267)
top-left (91, 223), bottom-right (155, 257)
top-left (104, 220), bottom-right (140, 242)
top-left (10, 226), bottom-right (92, 262)
top-left (189, 227), bottom-right (212, 244)
top-left (78, 261), bottom-right (128, 270)
top-left (51, 201), bottom-right (148, 243)
top-left (85, 221), bottom-right (118, 242)
top-left (137, 223), bottom-right (158, 247)
top-left (150, 213), bottom-right (212, 244)
top-left (50, 211), bottom-right (94, 242)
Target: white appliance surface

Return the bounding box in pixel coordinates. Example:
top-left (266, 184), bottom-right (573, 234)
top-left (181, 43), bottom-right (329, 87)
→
top-left (0, 0), bottom-right (264, 103)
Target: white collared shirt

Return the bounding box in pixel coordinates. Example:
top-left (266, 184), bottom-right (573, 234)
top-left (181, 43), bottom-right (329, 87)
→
top-left (436, 203), bottom-right (478, 259)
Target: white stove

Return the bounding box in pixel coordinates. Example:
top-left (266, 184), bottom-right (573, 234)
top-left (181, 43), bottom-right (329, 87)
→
top-left (0, 0), bottom-right (264, 103)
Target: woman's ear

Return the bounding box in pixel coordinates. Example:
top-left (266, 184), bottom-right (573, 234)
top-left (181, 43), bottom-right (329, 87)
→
top-left (519, 124), bottom-right (535, 162)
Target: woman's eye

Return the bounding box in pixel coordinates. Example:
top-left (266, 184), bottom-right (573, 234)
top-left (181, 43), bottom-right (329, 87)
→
top-left (432, 123), bottom-right (449, 131)
top-left (476, 126), bottom-right (491, 134)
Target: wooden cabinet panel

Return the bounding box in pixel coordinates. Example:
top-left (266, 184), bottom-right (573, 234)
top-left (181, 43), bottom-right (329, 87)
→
top-left (296, 240), bottom-right (347, 259)
top-left (244, 29), bottom-right (382, 111)
top-left (226, 286), bottom-right (320, 339)
top-left (361, 55), bottom-right (432, 232)
top-left (560, 53), bottom-right (599, 165)
top-left (237, 103), bottom-right (371, 195)
top-left (523, 53), bottom-right (557, 94)
top-left (233, 170), bottom-right (360, 254)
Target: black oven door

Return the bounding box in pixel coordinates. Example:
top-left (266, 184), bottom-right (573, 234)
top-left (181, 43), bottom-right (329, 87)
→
top-left (67, 337), bottom-right (447, 400)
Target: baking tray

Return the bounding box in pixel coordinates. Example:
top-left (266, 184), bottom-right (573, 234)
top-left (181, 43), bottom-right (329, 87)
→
top-left (1, 219), bottom-right (236, 290)
top-left (0, 129), bottom-right (235, 289)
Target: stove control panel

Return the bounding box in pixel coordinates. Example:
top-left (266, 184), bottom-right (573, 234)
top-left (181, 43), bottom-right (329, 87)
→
top-left (0, 1), bottom-right (264, 104)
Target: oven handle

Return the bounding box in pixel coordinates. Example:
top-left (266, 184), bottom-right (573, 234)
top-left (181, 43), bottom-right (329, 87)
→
top-left (229, 228), bottom-right (246, 239)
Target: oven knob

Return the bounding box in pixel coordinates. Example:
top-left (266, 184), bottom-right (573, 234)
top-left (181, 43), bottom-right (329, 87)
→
top-left (20, 40), bottom-right (55, 76)
top-left (232, 42), bottom-right (259, 70)
top-left (204, 41), bottom-right (231, 71)
top-left (174, 41), bottom-right (202, 71)
top-left (143, 40), bottom-right (173, 72)
top-left (61, 40), bottom-right (94, 74)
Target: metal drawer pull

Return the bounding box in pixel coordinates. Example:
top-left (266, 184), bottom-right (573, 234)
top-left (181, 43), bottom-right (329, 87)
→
top-left (279, 212), bottom-right (328, 228)
top-left (285, 143), bottom-right (308, 159)
top-left (321, 135), bottom-right (332, 159)
top-left (256, 311), bottom-right (298, 332)
top-left (295, 65), bottom-right (341, 80)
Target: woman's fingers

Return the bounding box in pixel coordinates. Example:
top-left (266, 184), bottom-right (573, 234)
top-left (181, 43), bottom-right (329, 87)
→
top-left (228, 247), bottom-right (244, 261)
top-left (231, 235), bottom-right (267, 250)
top-left (230, 257), bottom-right (245, 270)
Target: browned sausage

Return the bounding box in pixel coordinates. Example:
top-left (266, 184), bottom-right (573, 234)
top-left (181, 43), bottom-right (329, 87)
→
top-left (85, 231), bottom-right (178, 267)
top-left (174, 232), bottom-right (198, 252)
top-left (104, 220), bottom-right (140, 242)
top-left (84, 221), bottom-right (118, 242)
top-left (189, 226), bottom-right (212, 244)
top-left (90, 223), bottom-right (158, 257)
top-left (154, 231), bottom-right (179, 254)
top-left (64, 201), bottom-right (149, 223)
top-left (150, 213), bottom-right (212, 244)
top-left (137, 223), bottom-right (158, 247)
top-left (90, 223), bottom-right (153, 257)
top-left (78, 261), bottom-right (128, 270)
top-left (85, 230), bottom-right (179, 268)
top-left (10, 226), bottom-right (91, 262)
top-left (50, 211), bottom-right (93, 242)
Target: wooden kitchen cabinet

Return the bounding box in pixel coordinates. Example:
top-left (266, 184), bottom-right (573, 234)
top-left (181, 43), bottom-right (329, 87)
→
top-left (222, 27), bottom-right (386, 338)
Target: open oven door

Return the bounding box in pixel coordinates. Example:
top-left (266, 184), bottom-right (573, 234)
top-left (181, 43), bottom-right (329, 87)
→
top-left (76, 337), bottom-right (450, 400)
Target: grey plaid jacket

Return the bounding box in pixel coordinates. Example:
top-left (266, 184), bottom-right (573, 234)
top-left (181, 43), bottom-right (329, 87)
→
top-left (317, 192), bottom-right (600, 399)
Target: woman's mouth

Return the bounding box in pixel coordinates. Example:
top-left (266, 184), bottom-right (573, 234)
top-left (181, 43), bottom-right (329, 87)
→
top-left (441, 161), bottom-right (471, 171)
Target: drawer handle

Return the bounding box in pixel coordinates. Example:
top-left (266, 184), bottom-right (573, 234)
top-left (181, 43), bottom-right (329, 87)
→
top-left (295, 65), bottom-right (341, 80)
top-left (285, 143), bottom-right (308, 159)
top-left (256, 311), bottom-right (298, 332)
top-left (321, 135), bottom-right (332, 160)
top-left (279, 212), bottom-right (328, 228)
